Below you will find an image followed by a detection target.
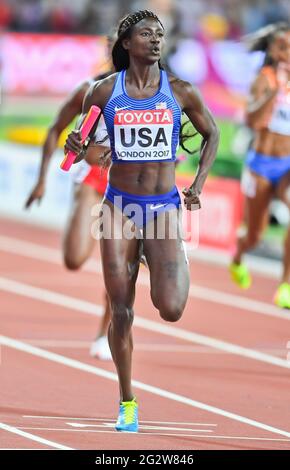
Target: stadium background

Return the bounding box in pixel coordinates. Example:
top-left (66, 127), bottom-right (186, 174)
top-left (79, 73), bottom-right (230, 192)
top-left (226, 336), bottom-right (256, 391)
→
top-left (1, 0), bottom-right (289, 256)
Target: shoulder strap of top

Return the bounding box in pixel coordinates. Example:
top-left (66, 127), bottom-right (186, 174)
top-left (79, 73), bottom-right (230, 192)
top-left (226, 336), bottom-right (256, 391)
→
top-left (159, 69), bottom-right (171, 95)
top-left (107, 71), bottom-right (124, 102)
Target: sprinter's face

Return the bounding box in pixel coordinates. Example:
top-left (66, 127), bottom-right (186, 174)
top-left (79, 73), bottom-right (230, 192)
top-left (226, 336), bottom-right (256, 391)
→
top-left (122, 18), bottom-right (165, 64)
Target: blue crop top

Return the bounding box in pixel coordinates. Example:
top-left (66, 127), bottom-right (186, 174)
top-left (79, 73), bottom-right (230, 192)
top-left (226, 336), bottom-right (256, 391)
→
top-left (103, 69), bottom-right (181, 163)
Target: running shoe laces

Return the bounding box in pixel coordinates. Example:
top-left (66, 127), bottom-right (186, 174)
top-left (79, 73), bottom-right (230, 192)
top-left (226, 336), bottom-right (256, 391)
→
top-left (115, 397), bottom-right (138, 432)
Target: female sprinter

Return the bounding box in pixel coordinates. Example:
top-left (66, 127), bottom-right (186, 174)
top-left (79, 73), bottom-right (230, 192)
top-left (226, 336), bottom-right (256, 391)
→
top-left (65, 10), bottom-right (219, 432)
top-left (230, 23), bottom-right (290, 308)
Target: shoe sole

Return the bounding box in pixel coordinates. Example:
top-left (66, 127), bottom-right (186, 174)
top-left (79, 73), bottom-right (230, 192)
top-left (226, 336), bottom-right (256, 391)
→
top-left (115, 427), bottom-right (138, 433)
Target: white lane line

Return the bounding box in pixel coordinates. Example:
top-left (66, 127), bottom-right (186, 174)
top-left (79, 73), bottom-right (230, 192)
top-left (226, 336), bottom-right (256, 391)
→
top-left (24, 416), bottom-right (217, 426)
top-left (1, 235), bottom-right (289, 322)
top-left (18, 339), bottom-right (289, 356)
top-left (1, 276), bottom-right (289, 370)
top-left (0, 236), bottom-right (62, 264)
top-left (2, 335), bottom-right (290, 439)
top-left (16, 427), bottom-right (290, 442)
top-left (189, 245), bottom-right (282, 280)
top-left (0, 422), bottom-right (73, 450)
top-left (66, 422), bottom-right (213, 433)
top-left (189, 284), bottom-right (290, 322)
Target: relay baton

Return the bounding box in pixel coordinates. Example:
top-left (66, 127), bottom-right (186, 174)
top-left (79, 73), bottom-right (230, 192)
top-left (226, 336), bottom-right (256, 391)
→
top-left (60, 105), bottom-right (101, 171)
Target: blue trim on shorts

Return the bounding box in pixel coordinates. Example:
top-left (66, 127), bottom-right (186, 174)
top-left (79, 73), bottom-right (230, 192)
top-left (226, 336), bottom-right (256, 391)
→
top-left (104, 184), bottom-right (181, 228)
top-left (246, 149), bottom-right (290, 186)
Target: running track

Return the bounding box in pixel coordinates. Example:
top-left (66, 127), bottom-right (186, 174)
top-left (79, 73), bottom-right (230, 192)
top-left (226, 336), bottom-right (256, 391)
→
top-left (1, 217), bottom-right (290, 450)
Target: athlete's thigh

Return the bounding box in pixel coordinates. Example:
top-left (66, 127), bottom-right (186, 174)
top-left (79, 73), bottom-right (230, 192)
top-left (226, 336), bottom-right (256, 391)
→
top-left (242, 170), bottom-right (273, 232)
top-left (275, 171), bottom-right (290, 209)
top-left (64, 183), bottom-right (101, 250)
top-left (143, 209), bottom-right (189, 300)
top-left (100, 200), bottom-right (141, 305)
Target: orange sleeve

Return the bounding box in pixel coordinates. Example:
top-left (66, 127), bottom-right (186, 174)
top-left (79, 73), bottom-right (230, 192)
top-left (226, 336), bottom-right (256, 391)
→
top-left (260, 66), bottom-right (278, 90)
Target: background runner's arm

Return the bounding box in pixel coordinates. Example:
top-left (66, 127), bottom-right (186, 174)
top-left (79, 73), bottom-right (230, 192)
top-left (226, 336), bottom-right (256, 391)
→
top-left (246, 73), bottom-right (278, 128)
top-left (39, 83), bottom-right (88, 182)
top-left (64, 82), bottom-right (105, 162)
top-left (25, 82), bottom-right (89, 208)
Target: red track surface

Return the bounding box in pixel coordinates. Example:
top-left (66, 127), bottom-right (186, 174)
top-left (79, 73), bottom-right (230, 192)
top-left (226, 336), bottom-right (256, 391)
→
top-left (1, 217), bottom-right (290, 450)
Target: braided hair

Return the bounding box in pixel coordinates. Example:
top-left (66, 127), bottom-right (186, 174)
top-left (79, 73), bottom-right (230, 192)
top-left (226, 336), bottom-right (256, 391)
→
top-left (244, 22), bottom-right (290, 66)
top-left (112, 10), bottom-right (164, 71)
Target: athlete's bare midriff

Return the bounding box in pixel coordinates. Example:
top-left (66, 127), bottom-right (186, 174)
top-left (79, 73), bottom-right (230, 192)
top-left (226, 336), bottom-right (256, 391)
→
top-left (108, 160), bottom-right (175, 195)
top-left (253, 129), bottom-right (290, 156)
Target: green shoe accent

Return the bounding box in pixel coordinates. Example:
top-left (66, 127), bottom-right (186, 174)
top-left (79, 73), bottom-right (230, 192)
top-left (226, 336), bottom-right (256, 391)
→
top-left (274, 283), bottom-right (290, 309)
top-left (229, 262), bottom-right (251, 289)
top-left (115, 397), bottom-right (138, 432)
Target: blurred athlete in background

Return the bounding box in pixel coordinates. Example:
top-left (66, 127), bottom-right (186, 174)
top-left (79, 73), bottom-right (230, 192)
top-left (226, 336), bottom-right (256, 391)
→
top-left (25, 36), bottom-right (115, 359)
top-left (230, 23), bottom-right (290, 308)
